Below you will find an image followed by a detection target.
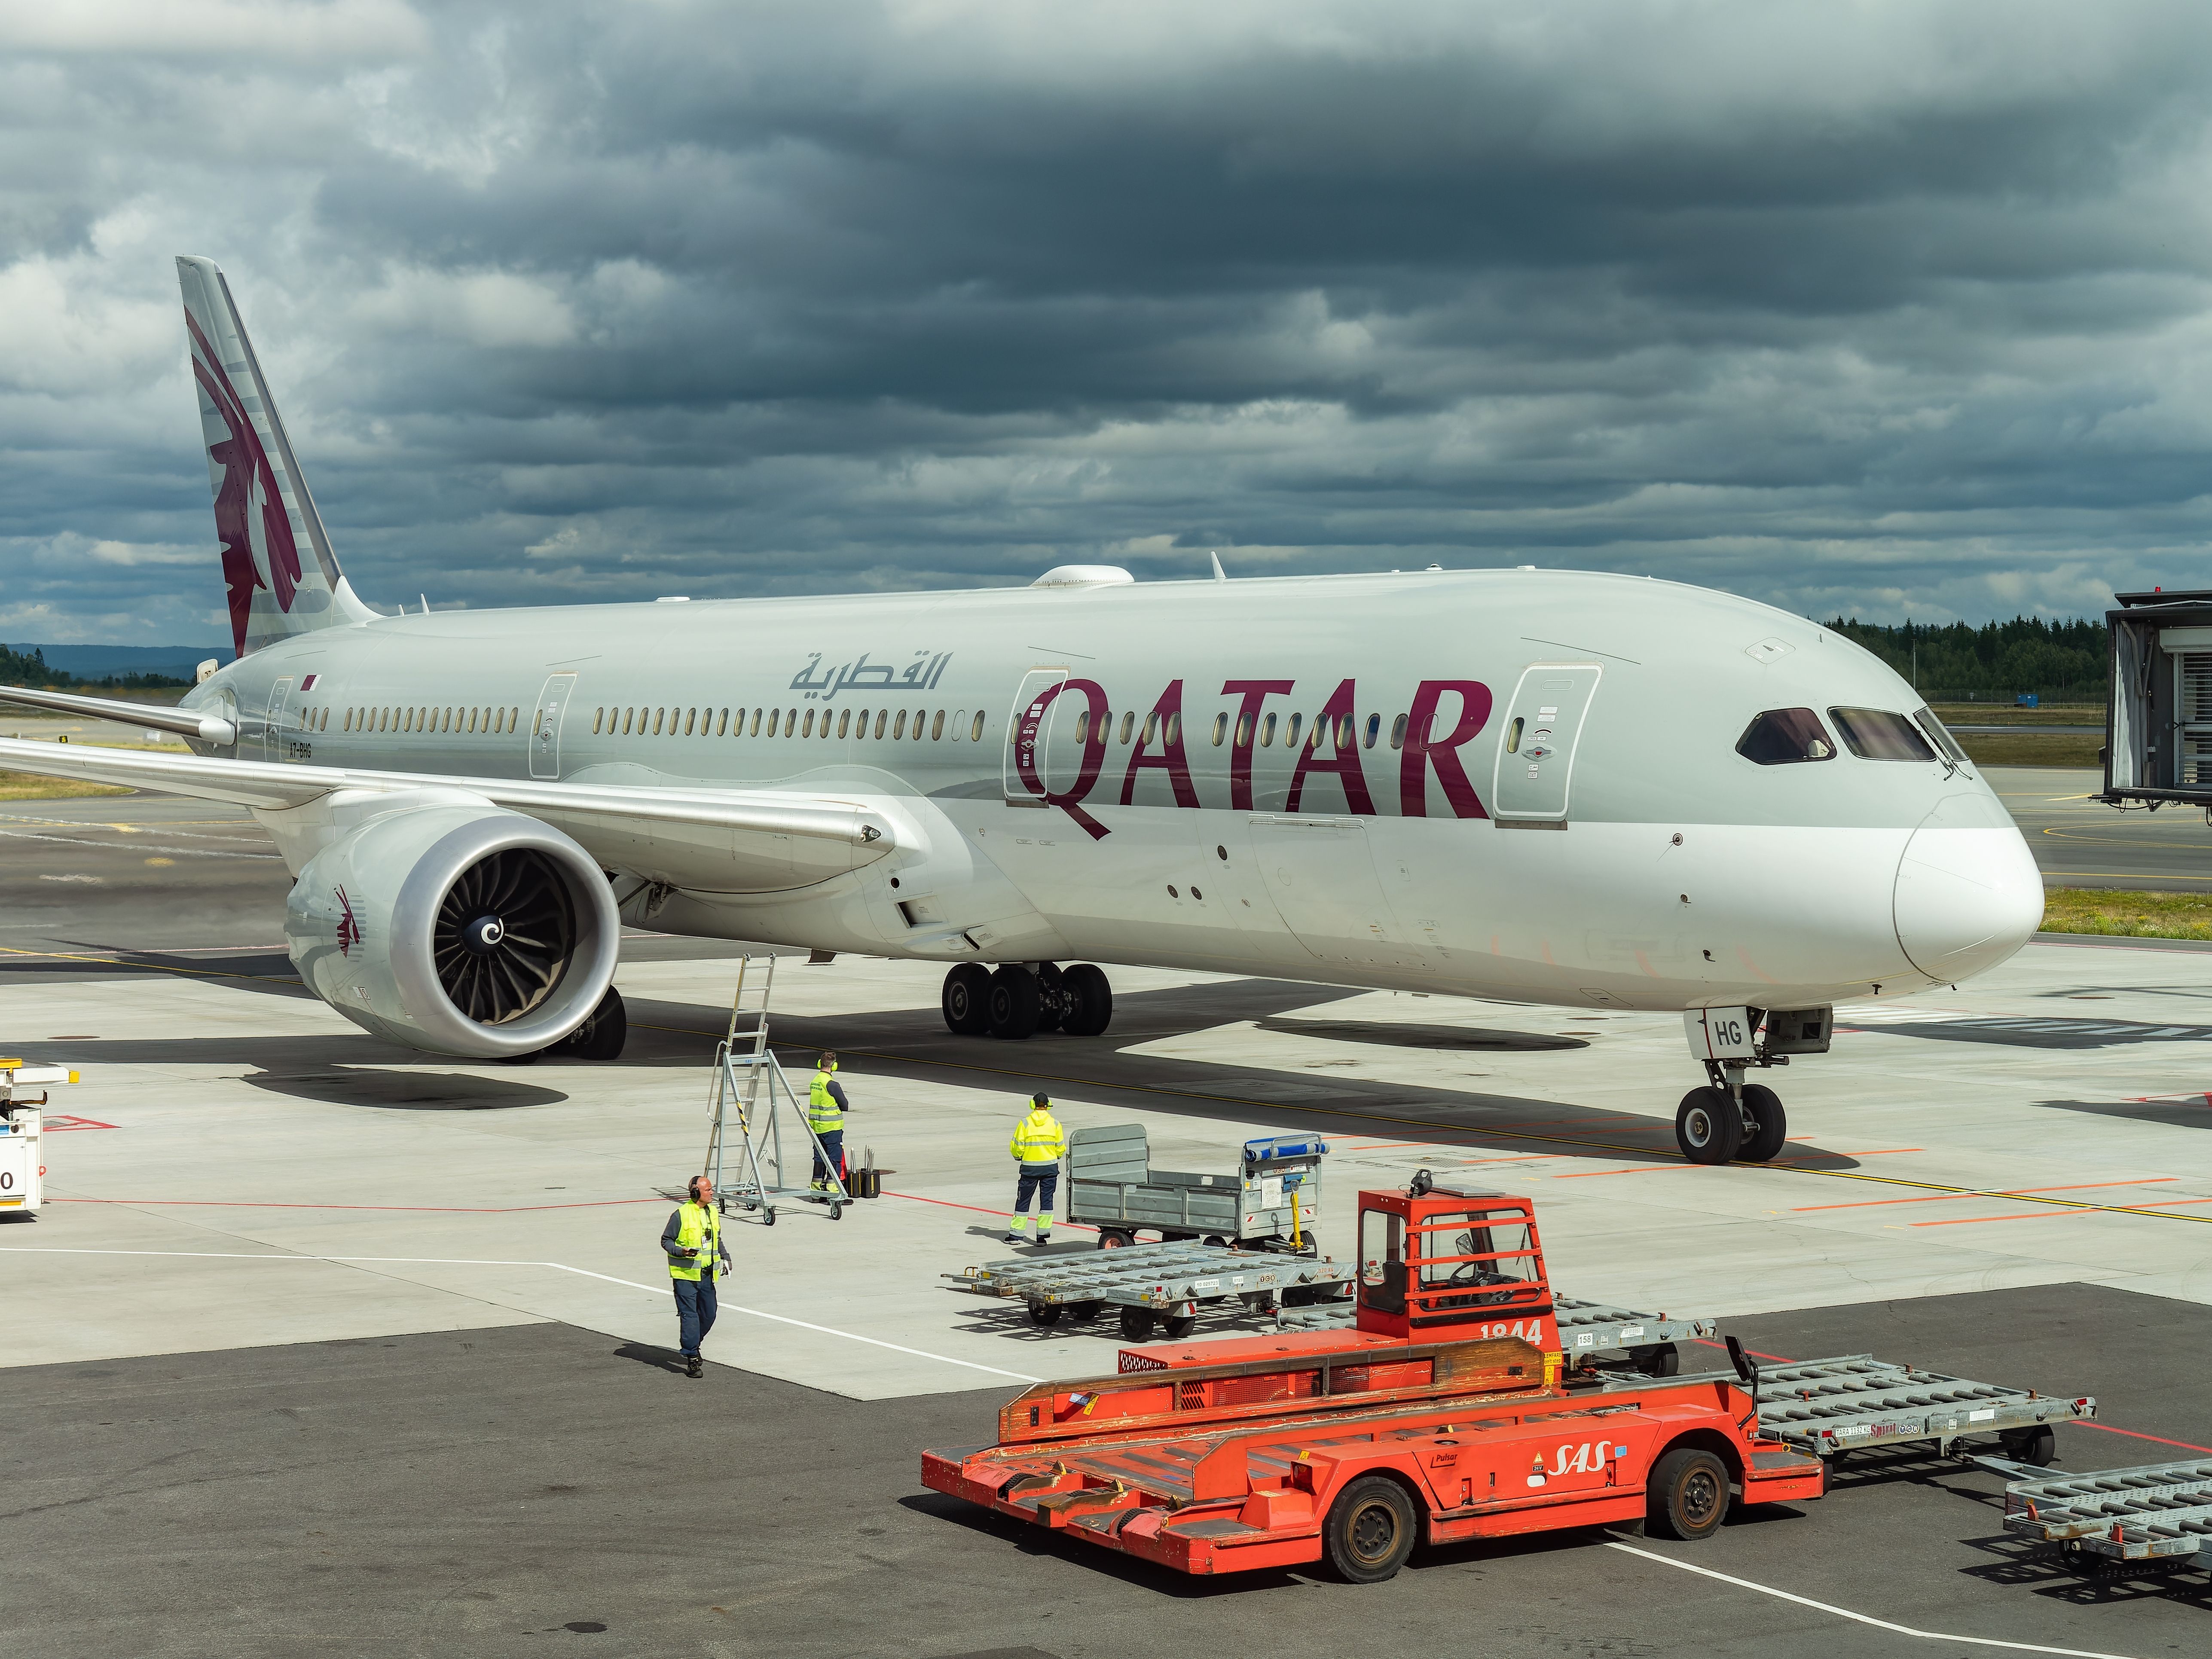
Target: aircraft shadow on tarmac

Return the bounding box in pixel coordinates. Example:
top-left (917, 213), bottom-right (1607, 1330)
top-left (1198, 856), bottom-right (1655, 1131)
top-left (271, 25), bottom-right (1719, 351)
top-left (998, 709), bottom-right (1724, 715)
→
top-left (242, 1067), bottom-right (569, 1110)
top-left (1843, 1013), bottom-right (2212, 1049)
top-left (0, 945), bottom-right (308, 997)
top-left (2032, 1096), bottom-right (2212, 1130)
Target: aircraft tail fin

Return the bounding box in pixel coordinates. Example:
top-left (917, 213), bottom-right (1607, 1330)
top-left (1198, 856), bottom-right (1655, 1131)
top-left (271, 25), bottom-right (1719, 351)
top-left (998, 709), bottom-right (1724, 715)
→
top-left (177, 255), bottom-right (376, 657)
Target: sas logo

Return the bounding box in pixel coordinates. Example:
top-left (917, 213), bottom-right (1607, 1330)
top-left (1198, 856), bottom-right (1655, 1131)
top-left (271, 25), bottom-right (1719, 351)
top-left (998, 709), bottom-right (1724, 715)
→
top-left (334, 886), bottom-right (361, 957)
top-left (1528, 1442), bottom-right (1627, 1485)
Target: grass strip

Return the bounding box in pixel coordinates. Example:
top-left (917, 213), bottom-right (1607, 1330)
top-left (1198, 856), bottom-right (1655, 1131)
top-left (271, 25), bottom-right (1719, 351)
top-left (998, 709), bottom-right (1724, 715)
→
top-left (2042, 887), bottom-right (2212, 941)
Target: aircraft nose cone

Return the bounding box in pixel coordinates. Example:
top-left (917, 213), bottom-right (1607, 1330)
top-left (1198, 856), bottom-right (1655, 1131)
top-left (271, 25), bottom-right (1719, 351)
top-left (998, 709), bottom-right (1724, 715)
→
top-left (1893, 793), bottom-right (2042, 982)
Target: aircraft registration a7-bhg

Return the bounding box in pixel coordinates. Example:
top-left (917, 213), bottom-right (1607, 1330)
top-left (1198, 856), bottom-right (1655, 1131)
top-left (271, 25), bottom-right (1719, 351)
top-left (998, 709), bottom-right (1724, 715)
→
top-left (0, 258), bottom-right (2045, 1164)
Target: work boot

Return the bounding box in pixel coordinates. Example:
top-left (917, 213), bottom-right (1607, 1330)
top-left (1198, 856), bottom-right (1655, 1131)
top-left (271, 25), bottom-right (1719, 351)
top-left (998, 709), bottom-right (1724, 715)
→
top-left (1033, 1231), bottom-right (1053, 1247)
top-left (1002, 1231), bottom-right (1023, 1246)
top-left (686, 1355), bottom-right (703, 1379)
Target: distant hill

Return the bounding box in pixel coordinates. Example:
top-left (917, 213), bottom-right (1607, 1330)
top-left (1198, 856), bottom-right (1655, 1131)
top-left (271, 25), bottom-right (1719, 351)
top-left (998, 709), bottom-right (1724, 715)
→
top-left (5, 644), bottom-right (232, 686)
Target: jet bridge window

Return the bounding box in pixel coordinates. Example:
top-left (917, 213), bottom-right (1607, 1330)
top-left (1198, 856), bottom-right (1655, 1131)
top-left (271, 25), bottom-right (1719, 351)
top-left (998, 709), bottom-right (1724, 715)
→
top-left (1828, 706), bottom-right (1936, 762)
top-left (1736, 708), bottom-right (1836, 765)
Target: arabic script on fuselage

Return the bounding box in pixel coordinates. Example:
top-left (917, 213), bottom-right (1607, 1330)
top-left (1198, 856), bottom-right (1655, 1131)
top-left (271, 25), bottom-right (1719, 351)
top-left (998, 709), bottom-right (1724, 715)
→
top-left (788, 650), bottom-right (953, 702)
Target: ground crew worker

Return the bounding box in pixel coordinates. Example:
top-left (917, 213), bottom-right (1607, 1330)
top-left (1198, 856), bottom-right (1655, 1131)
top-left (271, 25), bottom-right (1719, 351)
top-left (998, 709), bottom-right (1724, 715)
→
top-left (1004, 1092), bottom-right (1068, 1246)
top-left (661, 1175), bottom-right (732, 1378)
top-left (807, 1051), bottom-right (850, 1192)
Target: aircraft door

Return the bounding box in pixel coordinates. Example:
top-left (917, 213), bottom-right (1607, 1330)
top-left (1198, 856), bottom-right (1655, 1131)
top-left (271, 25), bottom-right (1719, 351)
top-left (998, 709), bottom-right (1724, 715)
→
top-left (1490, 665), bottom-right (1602, 825)
top-left (530, 672), bottom-right (577, 779)
top-left (261, 678), bottom-right (294, 761)
top-left (1002, 668), bottom-right (1071, 807)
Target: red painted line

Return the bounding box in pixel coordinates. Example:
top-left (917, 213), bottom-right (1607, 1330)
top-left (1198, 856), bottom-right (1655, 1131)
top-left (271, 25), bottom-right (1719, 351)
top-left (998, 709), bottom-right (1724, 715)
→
top-left (49, 1195), bottom-right (667, 1215)
top-left (1794, 1178), bottom-right (2179, 1214)
top-left (1693, 1336), bottom-right (1791, 1363)
top-left (1552, 1164), bottom-right (1689, 1179)
top-left (42, 1116), bottom-right (117, 1132)
top-left (2069, 1421), bottom-right (2212, 1456)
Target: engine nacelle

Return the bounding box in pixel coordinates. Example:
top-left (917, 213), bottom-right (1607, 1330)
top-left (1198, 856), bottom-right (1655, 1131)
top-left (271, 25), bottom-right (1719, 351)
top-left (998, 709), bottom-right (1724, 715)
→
top-left (286, 802), bottom-right (620, 1058)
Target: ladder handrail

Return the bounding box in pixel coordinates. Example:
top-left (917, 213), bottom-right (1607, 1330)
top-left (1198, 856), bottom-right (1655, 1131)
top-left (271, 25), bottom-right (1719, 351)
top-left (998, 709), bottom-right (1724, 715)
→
top-left (701, 952), bottom-right (849, 1219)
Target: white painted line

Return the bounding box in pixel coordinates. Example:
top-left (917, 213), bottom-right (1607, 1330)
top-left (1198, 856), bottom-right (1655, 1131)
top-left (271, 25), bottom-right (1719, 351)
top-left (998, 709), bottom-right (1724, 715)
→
top-left (1604, 1540), bottom-right (2145, 1659)
top-left (0, 1247), bottom-right (1042, 1383)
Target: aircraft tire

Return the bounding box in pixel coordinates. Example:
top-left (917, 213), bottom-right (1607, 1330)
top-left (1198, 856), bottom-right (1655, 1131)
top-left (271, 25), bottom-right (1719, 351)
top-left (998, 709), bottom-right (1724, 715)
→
top-left (1060, 963), bottom-right (1113, 1036)
top-left (1737, 1085), bottom-right (1787, 1162)
top-left (986, 965), bottom-right (1041, 1040)
top-left (941, 963), bottom-right (991, 1035)
top-left (1675, 1087), bottom-right (1742, 1164)
top-left (562, 986), bottom-right (628, 1060)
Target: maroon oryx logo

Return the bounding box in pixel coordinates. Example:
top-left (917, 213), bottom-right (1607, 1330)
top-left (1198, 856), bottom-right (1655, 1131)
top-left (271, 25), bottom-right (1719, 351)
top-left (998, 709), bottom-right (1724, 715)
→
top-left (334, 886), bottom-right (361, 957)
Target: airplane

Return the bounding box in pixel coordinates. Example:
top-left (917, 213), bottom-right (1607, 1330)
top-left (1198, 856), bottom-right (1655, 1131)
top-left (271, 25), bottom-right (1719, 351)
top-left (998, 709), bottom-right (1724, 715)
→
top-left (0, 257), bottom-right (2045, 1166)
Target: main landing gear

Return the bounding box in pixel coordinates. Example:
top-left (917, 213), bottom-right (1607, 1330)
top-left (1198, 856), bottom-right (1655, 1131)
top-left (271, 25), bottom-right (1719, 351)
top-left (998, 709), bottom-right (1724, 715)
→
top-left (1674, 1004), bottom-right (1832, 1166)
top-left (940, 962), bottom-right (1113, 1040)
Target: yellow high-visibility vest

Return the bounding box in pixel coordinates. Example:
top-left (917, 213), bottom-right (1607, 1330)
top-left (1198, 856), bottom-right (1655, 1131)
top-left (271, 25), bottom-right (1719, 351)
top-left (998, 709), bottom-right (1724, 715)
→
top-left (1009, 1109), bottom-right (1067, 1164)
top-left (807, 1067), bottom-right (843, 1134)
top-left (669, 1202), bottom-right (721, 1282)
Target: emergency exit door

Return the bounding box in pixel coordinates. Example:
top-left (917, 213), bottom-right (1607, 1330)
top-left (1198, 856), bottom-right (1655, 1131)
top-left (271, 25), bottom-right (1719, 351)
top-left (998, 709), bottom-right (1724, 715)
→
top-left (1490, 665), bottom-right (1602, 825)
top-left (261, 677), bottom-right (294, 761)
top-left (530, 672), bottom-right (577, 779)
top-left (1002, 668), bottom-right (1072, 807)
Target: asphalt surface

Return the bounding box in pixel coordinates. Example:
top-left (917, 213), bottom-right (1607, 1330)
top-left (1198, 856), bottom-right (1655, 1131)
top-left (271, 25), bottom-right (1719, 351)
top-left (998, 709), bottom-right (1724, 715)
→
top-left (2, 1285), bottom-right (2203, 1659)
top-left (1989, 766), bottom-right (2212, 891)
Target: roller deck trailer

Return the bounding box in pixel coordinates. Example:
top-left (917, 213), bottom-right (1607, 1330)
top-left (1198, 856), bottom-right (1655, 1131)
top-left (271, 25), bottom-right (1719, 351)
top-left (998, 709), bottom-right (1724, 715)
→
top-left (1988, 1456), bottom-right (2212, 1575)
top-left (921, 1175), bottom-right (1824, 1581)
top-left (1749, 1353), bottom-right (2095, 1463)
top-left (946, 1238), bottom-right (1353, 1340)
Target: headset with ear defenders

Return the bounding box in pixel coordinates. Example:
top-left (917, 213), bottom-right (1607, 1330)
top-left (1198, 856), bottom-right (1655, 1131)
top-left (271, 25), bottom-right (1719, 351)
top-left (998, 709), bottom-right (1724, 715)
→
top-left (688, 1175), bottom-right (706, 1201)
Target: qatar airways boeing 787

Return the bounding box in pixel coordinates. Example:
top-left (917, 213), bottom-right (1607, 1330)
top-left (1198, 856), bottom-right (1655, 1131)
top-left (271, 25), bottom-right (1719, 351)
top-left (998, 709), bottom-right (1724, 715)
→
top-left (0, 257), bottom-right (2044, 1164)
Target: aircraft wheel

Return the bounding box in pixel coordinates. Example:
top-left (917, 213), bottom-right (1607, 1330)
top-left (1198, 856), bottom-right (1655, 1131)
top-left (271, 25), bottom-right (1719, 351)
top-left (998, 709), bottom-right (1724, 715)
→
top-left (1647, 1447), bottom-right (1731, 1541)
top-left (941, 963), bottom-right (991, 1036)
top-left (1675, 1087), bottom-right (1743, 1164)
top-left (559, 986), bottom-right (628, 1060)
top-left (1738, 1085), bottom-right (1787, 1162)
top-left (1032, 963), bottom-right (1066, 1033)
top-left (1059, 964), bottom-right (1113, 1036)
top-left (1323, 1474), bottom-right (1418, 1583)
top-left (1120, 1308), bottom-right (1157, 1341)
top-left (985, 966), bottom-right (1040, 1039)
top-left (1163, 1314), bottom-right (1198, 1340)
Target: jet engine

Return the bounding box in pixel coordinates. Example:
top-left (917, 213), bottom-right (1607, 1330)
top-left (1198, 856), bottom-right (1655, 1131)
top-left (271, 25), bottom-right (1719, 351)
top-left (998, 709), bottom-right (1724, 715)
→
top-left (285, 800), bottom-right (620, 1059)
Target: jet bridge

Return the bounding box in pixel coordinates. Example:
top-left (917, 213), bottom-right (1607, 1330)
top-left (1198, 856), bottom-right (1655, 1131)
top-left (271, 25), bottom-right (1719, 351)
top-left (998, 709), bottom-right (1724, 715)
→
top-left (2102, 588), bottom-right (2212, 808)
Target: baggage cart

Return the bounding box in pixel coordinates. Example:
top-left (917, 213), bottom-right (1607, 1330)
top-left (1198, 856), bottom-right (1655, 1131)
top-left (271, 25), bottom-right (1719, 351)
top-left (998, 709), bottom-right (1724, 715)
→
top-left (1065, 1124), bottom-right (1323, 1250)
top-left (1988, 1456), bottom-right (2212, 1576)
top-left (1724, 1352), bottom-right (2095, 1461)
top-left (947, 1239), bottom-right (1354, 1341)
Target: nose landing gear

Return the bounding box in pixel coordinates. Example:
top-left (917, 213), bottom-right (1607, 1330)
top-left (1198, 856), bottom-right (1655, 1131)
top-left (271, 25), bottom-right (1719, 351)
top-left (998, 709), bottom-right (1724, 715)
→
top-left (940, 962), bottom-right (1114, 1039)
top-left (1677, 1005), bottom-right (1826, 1164)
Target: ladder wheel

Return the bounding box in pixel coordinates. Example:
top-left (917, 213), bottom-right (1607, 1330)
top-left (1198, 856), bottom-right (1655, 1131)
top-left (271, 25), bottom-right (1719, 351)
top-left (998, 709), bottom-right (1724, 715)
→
top-left (1646, 1446), bottom-right (1731, 1541)
top-left (830, 1203), bottom-right (844, 1220)
top-left (1738, 1085), bottom-right (1787, 1162)
top-left (1323, 1474), bottom-right (1418, 1583)
top-left (1119, 1308), bottom-right (1157, 1341)
top-left (1675, 1087), bottom-right (1743, 1164)
top-left (1163, 1314), bottom-right (1198, 1340)
top-left (762, 1207), bottom-right (776, 1227)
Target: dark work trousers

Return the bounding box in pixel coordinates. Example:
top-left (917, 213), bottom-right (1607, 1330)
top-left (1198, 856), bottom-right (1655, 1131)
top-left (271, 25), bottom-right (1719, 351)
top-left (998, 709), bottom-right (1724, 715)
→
top-left (674, 1274), bottom-right (718, 1358)
top-left (1014, 1163), bottom-right (1059, 1233)
top-left (812, 1129), bottom-right (845, 1186)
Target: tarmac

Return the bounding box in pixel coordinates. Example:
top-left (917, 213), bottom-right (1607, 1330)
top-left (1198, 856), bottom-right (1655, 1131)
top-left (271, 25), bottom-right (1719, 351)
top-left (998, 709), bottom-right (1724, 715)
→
top-left (7, 772), bottom-right (2212, 1655)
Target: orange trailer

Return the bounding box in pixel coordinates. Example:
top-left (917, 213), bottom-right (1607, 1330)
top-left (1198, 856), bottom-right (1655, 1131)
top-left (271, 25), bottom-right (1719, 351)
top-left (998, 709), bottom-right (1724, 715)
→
top-left (922, 1175), bottom-right (1824, 1581)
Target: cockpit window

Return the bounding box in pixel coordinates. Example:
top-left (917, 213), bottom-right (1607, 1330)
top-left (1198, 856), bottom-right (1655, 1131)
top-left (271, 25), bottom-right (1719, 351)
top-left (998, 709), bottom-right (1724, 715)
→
top-left (1828, 707), bottom-right (1937, 761)
top-left (1737, 708), bottom-right (1836, 765)
top-left (1911, 706), bottom-right (1970, 765)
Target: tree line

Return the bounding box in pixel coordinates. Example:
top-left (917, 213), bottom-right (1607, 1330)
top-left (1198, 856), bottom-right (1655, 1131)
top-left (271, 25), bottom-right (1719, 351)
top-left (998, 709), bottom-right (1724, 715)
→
top-left (1821, 616), bottom-right (2108, 704)
top-left (0, 644), bottom-right (189, 690)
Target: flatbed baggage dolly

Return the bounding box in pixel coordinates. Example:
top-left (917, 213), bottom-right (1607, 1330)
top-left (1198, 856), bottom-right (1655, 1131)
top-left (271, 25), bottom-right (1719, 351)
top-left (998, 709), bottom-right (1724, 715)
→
top-left (922, 1174), bottom-right (1826, 1582)
top-left (1746, 1354), bottom-right (2095, 1465)
top-left (947, 1240), bottom-right (1356, 1341)
top-left (1984, 1456), bottom-right (2212, 1579)
top-left (1067, 1125), bottom-right (1324, 1251)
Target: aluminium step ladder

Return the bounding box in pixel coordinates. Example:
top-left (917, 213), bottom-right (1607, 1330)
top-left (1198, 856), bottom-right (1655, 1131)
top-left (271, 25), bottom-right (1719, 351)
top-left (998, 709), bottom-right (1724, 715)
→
top-left (703, 954), bottom-right (849, 1224)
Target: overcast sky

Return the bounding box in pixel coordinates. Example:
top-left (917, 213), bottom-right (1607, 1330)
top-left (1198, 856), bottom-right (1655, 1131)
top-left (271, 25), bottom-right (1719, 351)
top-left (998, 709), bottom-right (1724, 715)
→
top-left (5, 0), bottom-right (2212, 645)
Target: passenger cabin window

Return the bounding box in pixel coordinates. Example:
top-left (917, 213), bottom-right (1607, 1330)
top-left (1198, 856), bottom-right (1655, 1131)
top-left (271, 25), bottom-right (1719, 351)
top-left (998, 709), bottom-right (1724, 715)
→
top-left (1912, 706), bottom-right (1969, 764)
top-left (1828, 706), bottom-right (1936, 762)
top-left (1737, 708), bottom-right (1837, 765)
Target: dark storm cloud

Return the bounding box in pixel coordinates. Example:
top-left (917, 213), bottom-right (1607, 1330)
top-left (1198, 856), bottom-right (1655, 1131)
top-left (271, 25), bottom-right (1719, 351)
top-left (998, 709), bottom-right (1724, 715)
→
top-left (5, 0), bottom-right (2212, 644)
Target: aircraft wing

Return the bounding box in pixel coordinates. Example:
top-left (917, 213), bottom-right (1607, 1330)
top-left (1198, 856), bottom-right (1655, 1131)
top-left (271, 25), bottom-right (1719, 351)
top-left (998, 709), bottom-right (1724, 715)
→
top-left (0, 683), bottom-right (238, 743)
top-left (0, 736), bottom-right (896, 873)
